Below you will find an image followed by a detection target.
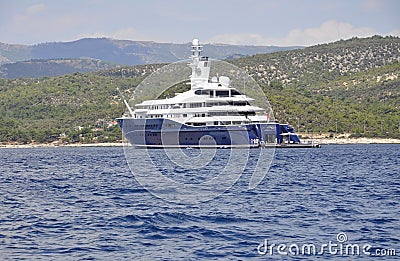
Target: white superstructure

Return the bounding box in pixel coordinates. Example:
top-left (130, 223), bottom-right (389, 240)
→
top-left (132, 39), bottom-right (270, 127)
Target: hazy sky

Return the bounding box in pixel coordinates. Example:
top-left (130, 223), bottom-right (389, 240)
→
top-left (1, 0), bottom-right (399, 46)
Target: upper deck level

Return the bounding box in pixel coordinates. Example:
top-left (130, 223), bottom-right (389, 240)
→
top-left (129, 39), bottom-right (271, 125)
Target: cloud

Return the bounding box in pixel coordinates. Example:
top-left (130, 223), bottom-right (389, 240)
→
top-left (281, 20), bottom-right (377, 46)
top-left (77, 28), bottom-right (150, 42)
top-left (386, 29), bottom-right (400, 37)
top-left (206, 33), bottom-right (267, 46)
top-left (14, 3), bottom-right (46, 24)
top-left (76, 32), bottom-right (109, 39)
top-left (362, 0), bottom-right (383, 11)
top-left (110, 28), bottom-right (149, 41)
top-left (26, 3), bottom-right (45, 15)
top-left (208, 20), bottom-right (379, 46)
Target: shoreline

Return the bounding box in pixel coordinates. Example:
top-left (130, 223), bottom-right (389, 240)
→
top-left (0, 142), bottom-right (124, 149)
top-left (305, 137), bottom-right (400, 145)
top-left (1, 138), bottom-right (400, 148)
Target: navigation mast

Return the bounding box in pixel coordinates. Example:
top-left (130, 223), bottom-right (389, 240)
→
top-left (189, 38), bottom-right (210, 90)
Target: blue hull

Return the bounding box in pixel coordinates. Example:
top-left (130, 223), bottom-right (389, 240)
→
top-left (117, 118), bottom-right (301, 148)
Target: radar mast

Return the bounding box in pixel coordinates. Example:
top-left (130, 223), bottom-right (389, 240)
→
top-left (189, 39), bottom-right (210, 89)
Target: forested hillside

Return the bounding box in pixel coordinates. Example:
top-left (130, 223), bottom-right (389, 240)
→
top-left (0, 36), bottom-right (399, 144)
top-left (233, 36), bottom-right (400, 137)
top-left (0, 58), bottom-right (118, 79)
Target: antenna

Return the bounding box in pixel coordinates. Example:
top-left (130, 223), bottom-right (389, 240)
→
top-left (117, 88), bottom-right (134, 117)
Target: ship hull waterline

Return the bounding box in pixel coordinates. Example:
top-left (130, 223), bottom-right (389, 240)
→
top-left (117, 118), bottom-right (319, 149)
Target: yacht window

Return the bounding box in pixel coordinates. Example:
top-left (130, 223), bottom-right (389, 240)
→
top-left (231, 89), bottom-right (242, 96)
top-left (229, 111), bottom-right (240, 116)
top-left (194, 90), bottom-right (211, 95)
top-left (228, 101), bottom-right (249, 106)
top-left (189, 103), bottom-right (203, 108)
top-left (216, 90), bottom-right (229, 97)
top-left (206, 102), bottom-right (219, 107)
top-left (238, 111), bottom-right (256, 116)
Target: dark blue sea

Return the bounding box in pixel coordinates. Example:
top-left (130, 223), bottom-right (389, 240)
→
top-left (1, 144), bottom-right (399, 260)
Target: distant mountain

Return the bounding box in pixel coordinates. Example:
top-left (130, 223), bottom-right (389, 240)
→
top-left (0, 38), bottom-right (301, 78)
top-left (0, 43), bottom-right (30, 64)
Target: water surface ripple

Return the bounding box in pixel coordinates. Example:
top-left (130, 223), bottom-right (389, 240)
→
top-left (0, 145), bottom-right (399, 260)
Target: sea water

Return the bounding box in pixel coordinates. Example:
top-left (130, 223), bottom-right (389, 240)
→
top-left (0, 144), bottom-right (399, 260)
